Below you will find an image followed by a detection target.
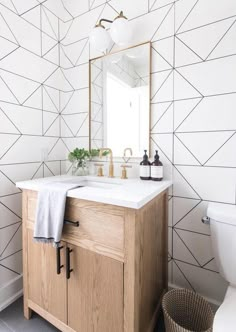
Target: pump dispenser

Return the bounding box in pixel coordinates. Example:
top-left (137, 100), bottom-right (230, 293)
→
top-left (140, 150), bottom-right (151, 180)
top-left (151, 150), bottom-right (163, 181)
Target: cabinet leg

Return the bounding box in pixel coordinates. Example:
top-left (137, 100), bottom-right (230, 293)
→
top-left (24, 301), bottom-right (32, 320)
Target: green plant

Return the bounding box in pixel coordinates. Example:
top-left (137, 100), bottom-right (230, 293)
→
top-left (68, 148), bottom-right (90, 167)
top-left (89, 149), bottom-right (110, 158)
top-left (68, 148), bottom-right (109, 167)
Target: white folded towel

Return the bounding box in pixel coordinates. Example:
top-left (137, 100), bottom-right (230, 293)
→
top-left (34, 182), bottom-right (79, 246)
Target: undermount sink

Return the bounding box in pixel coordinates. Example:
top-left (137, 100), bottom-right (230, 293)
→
top-left (79, 180), bottom-right (120, 189)
top-left (62, 176), bottom-right (123, 190)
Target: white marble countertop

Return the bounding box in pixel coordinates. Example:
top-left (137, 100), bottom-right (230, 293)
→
top-left (16, 175), bottom-right (172, 209)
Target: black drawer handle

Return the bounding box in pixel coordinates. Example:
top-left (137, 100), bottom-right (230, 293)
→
top-left (56, 246), bottom-right (64, 275)
top-left (66, 247), bottom-right (73, 279)
top-left (64, 220), bottom-right (80, 227)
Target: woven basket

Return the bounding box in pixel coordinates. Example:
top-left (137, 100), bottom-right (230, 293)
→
top-left (162, 289), bottom-right (214, 332)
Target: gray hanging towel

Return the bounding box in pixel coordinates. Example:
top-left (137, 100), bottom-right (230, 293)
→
top-left (34, 182), bottom-right (79, 246)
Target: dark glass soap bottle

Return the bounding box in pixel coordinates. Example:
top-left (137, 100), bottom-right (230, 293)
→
top-left (151, 150), bottom-right (163, 181)
top-left (140, 150), bottom-right (151, 180)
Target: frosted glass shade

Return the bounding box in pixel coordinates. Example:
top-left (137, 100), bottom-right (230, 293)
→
top-left (89, 26), bottom-right (111, 52)
top-left (110, 17), bottom-right (133, 46)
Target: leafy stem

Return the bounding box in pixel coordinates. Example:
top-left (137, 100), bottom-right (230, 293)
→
top-left (68, 148), bottom-right (110, 165)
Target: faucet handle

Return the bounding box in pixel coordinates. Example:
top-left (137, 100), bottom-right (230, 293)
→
top-left (121, 164), bottom-right (132, 179)
top-left (94, 163), bottom-right (104, 177)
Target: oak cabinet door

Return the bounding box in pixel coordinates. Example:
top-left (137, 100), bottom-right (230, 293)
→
top-left (67, 244), bottom-right (124, 332)
top-left (27, 230), bottom-right (67, 323)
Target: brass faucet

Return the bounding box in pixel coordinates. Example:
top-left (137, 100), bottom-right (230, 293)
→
top-left (99, 148), bottom-right (114, 178)
top-left (123, 148), bottom-right (133, 163)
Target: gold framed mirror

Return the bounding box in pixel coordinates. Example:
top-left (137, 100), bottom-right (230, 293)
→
top-left (89, 41), bottom-right (151, 158)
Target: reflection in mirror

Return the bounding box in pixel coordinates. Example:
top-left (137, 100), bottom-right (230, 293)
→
top-left (89, 42), bottom-right (150, 157)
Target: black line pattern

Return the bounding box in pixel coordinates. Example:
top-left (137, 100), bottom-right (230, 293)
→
top-left (0, 0), bottom-right (235, 304)
top-left (0, 0), bottom-right (89, 288)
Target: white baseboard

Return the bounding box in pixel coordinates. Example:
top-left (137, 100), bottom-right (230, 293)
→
top-left (168, 282), bottom-right (220, 311)
top-left (0, 274), bottom-right (23, 312)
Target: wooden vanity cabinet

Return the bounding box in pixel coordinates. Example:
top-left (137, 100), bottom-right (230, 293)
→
top-left (22, 189), bottom-right (168, 332)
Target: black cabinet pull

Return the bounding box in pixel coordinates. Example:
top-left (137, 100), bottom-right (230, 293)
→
top-left (64, 220), bottom-right (80, 227)
top-left (66, 247), bottom-right (73, 279)
top-left (56, 246), bottom-right (64, 275)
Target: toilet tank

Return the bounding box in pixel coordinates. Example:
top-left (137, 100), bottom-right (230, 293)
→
top-left (207, 203), bottom-right (236, 285)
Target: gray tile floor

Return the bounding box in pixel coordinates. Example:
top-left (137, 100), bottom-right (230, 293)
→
top-left (0, 298), bottom-right (59, 332)
top-left (0, 297), bottom-right (165, 332)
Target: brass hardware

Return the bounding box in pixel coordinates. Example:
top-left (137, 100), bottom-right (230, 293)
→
top-left (89, 41), bottom-right (151, 157)
top-left (99, 148), bottom-right (114, 178)
top-left (94, 163), bottom-right (104, 177)
top-left (96, 11), bottom-right (127, 28)
top-left (114, 11), bottom-right (127, 21)
top-left (121, 164), bottom-right (132, 179)
top-left (123, 148), bottom-right (133, 163)
top-left (95, 22), bottom-right (106, 29)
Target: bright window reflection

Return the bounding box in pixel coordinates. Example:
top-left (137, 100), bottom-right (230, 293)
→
top-left (105, 72), bottom-right (149, 156)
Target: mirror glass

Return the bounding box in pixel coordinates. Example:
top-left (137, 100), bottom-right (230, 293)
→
top-left (89, 42), bottom-right (150, 157)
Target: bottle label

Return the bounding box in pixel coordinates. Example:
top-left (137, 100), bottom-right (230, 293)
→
top-left (140, 165), bottom-right (150, 178)
top-left (151, 166), bottom-right (163, 179)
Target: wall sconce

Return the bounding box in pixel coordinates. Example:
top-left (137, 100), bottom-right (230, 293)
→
top-left (89, 11), bottom-right (133, 53)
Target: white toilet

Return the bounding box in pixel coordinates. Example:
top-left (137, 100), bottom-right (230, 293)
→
top-left (206, 203), bottom-right (236, 332)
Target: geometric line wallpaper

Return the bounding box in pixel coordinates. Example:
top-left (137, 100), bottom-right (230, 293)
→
top-left (0, 0), bottom-right (236, 306)
top-left (59, 0), bottom-right (234, 304)
top-left (58, 0), bottom-right (236, 304)
top-left (0, 0), bottom-right (79, 304)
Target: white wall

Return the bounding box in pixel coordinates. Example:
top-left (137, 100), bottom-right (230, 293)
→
top-left (60, 0), bottom-right (236, 304)
top-left (0, 0), bottom-right (73, 309)
top-left (0, 0), bottom-right (235, 308)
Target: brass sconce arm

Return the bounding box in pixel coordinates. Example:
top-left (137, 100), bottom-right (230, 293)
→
top-left (96, 11), bottom-right (127, 28)
top-left (96, 18), bottom-right (113, 28)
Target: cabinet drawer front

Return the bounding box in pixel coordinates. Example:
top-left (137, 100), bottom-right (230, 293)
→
top-left (63, 198), bottom-right (124, 252)
top-left (25, 192), bottom-right (125, 259)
